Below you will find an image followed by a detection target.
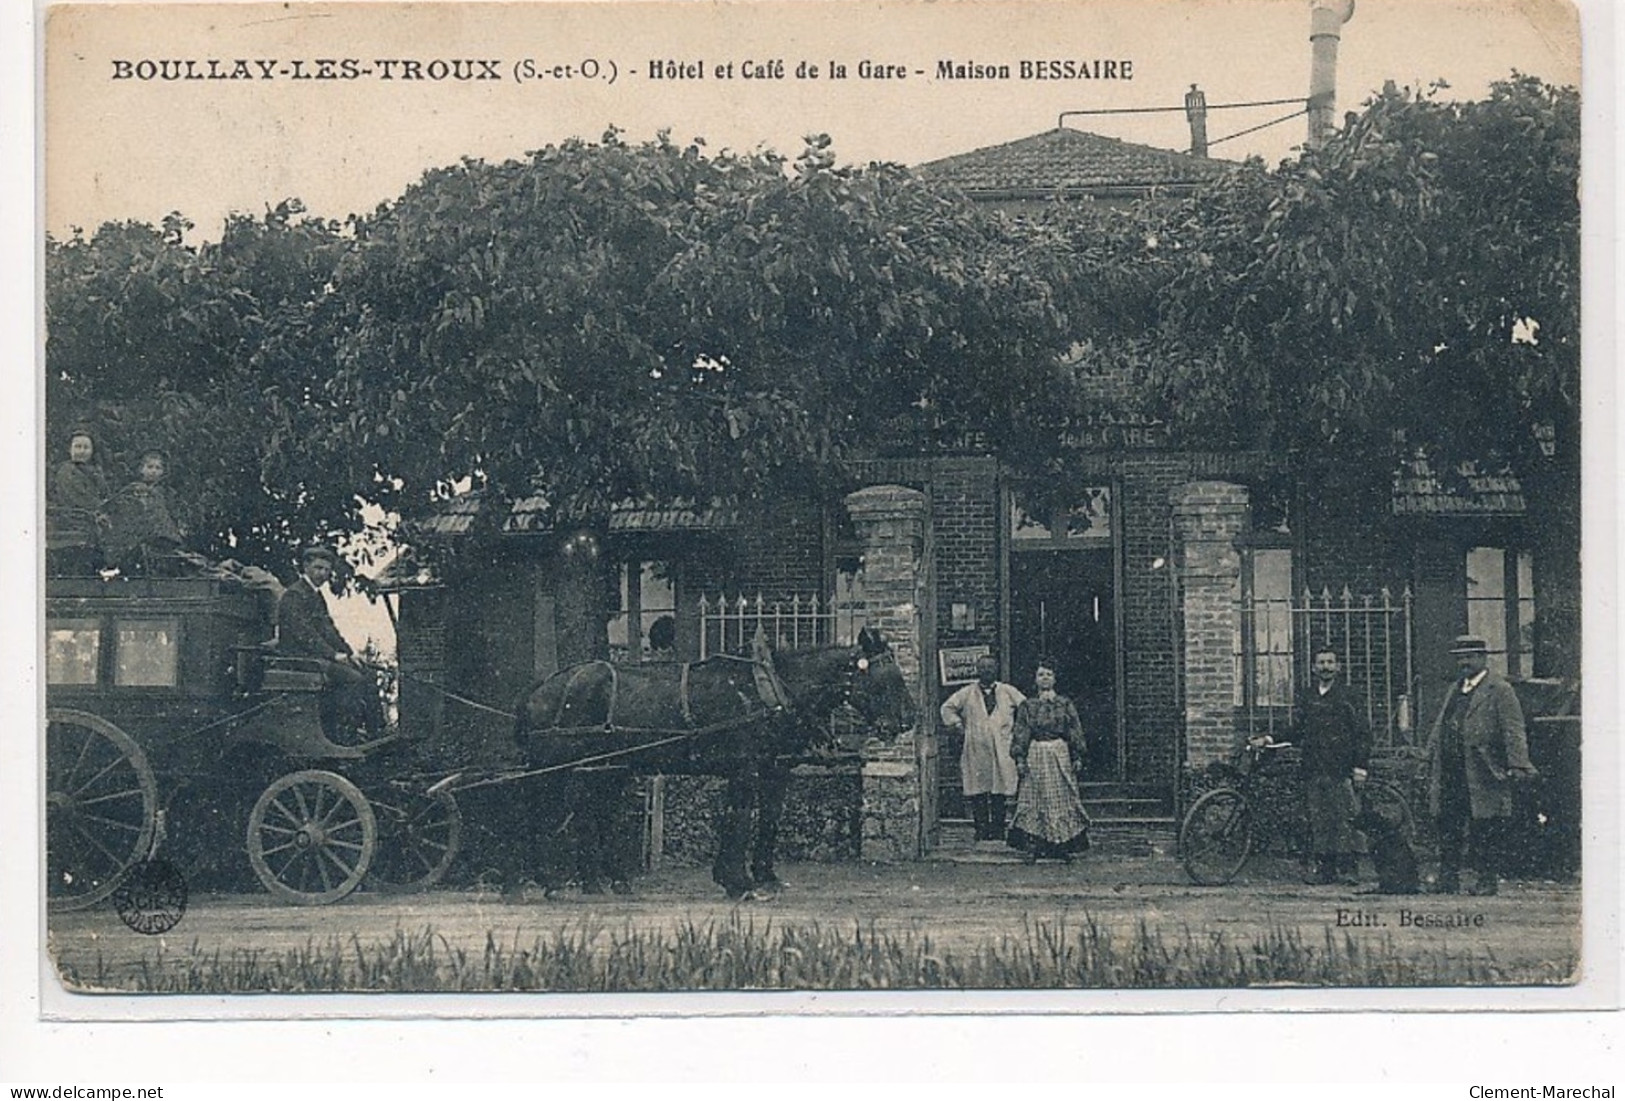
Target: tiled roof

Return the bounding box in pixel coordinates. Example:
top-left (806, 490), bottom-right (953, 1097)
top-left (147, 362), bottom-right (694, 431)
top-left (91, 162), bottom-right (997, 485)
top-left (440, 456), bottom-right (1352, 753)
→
top-left (369, 548), bottom-right (439, 592)
top-left (1392, 458), bottom-right (1526, 517)
top-left (916, 127), bottom-right (1233, 198)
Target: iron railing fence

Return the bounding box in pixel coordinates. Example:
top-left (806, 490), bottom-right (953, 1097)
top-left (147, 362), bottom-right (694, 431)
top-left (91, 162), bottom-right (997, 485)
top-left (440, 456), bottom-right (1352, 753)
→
top-left (698, 593), bottom-right (869, 658)
top-left (1235, 586), bottom-right (1415, 747)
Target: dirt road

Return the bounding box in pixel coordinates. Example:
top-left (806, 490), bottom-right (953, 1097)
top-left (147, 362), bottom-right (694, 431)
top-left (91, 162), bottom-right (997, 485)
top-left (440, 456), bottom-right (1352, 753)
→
top-left (47, 842), bottom-right (1582, 992)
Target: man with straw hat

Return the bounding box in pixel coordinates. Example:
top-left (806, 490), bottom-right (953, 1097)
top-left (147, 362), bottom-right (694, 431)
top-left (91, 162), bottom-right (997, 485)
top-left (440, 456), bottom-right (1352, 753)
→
top-left (1425, 634), bottom-right (1536, 896)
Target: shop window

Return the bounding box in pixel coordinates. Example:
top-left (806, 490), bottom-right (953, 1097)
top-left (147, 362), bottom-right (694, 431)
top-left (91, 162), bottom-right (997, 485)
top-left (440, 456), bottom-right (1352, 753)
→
top-left (608, 560), bottom-right (677, 665)
top-left (832, 553), bottom-right (868, 646)
top-left (114, 618), bottom-right (180, 687)
top-left (1466, 547), bottom-right (1536, 677)
top-left (1234, 546), bottom-right (1294, 709)
top-left (46, 618), bottom-right (100, 685)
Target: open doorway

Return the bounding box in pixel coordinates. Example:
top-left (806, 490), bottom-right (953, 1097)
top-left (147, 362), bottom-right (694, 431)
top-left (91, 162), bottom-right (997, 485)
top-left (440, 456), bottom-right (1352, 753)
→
top-left (1006, 487), bottom-right (1123, 782)
top-left (1009, 550), bottom-right (1120, 780)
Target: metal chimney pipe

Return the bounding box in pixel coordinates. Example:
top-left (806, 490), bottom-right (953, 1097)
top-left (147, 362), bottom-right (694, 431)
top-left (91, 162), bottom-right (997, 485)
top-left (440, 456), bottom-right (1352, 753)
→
top-left (1184, 84), bottom-right (1209, 157)
top-left (1308, 0), bottom-right (1355, 149)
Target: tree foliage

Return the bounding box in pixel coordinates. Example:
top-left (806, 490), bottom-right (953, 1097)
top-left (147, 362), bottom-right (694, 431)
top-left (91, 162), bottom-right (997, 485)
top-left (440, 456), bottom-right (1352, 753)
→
top-left (327, 130), bottom-right (1074, 528)
top-left (1126, 75), bottom-right (1579, 485)
top-left (46, 76), bottom-right (1580, 668)
top-left (1044, 74), bottom-right (1581, 668)
top-left (46, 201), bottom-right (360, 567)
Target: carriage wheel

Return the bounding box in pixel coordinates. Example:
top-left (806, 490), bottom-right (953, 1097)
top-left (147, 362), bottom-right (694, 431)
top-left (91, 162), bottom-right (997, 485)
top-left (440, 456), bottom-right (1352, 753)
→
top-left (46, 709), bottom-right (159, 911)
top-left (247, 770), bottom-right (376, 905)
top-left (1179, 787), bottom-right (1254, 886)
top-left (366, 787), bottom-right (462, 893)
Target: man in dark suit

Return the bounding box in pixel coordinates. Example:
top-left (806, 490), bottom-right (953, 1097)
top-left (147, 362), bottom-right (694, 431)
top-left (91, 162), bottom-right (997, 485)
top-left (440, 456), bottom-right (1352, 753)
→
top-left (1426, 634), bottom-right (1537, 895)
top-left (1291, 646), bottom-right (1372, 886)
top-left (277, 544), bottom-right (384, 737)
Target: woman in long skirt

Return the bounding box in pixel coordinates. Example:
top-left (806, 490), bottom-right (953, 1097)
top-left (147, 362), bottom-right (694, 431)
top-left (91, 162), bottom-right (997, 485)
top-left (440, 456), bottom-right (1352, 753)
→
top-left (1007, 659), bottom-right (1092, 863)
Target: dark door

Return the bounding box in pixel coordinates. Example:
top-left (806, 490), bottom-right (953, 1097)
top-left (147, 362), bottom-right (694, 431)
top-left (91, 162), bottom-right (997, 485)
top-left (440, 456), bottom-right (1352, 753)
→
top-left (1009, 549), bottom-right (1119, 781)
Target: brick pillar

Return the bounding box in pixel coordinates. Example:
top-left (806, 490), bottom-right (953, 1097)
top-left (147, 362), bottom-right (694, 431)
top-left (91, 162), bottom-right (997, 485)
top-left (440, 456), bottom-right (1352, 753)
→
top-left (845, 484), bottom-right (926, 861)
top-left (1171, 481), bottom-right (1249, 769)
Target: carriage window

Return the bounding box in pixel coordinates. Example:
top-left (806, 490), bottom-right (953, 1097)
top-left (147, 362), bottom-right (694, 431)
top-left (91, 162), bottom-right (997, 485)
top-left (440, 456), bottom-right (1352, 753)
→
top-left (608, 560), bottom-right (677, 665)
top-left (114, 618), bottom-right (180, 687)
top-left (46, 618), bottom-right (100, 685)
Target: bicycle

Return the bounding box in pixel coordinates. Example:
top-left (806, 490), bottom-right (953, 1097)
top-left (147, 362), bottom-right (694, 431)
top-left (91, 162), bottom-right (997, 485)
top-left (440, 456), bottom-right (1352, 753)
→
top-left (1178, 737), bottom-right (1416, 886)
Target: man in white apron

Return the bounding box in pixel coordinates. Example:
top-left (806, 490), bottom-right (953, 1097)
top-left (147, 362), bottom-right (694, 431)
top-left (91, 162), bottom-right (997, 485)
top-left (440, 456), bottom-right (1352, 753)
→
top-left (940, 654), bottom-right (1025, 842)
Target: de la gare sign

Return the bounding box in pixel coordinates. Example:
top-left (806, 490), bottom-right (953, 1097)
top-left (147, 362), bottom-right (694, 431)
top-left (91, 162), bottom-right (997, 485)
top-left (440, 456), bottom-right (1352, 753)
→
top-left (1058, 419), bottom-right (1171, 451)
top-left (933, 415), bottom-right (1171, 454)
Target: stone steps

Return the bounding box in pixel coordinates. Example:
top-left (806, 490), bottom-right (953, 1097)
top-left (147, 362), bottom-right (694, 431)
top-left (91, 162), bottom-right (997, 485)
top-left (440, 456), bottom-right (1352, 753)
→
top-left (929, 819), bottom-right (1178, 862)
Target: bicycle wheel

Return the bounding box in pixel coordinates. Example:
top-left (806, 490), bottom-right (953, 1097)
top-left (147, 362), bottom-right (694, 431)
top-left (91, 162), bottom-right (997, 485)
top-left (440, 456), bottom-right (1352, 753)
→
top-left (1179, 787), bottom-right (1253, 885)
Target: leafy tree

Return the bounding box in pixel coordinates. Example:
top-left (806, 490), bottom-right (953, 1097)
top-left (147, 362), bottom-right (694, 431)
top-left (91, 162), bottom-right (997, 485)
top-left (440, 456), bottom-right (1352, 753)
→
top-left (329, 131), bottom-right (1071, 515)
top-left (1050, 76), bottom-right (1581, 672)
top-left (46, 201), bottom-right (364, 572)
top-left (325, 130), bottom-right (1077, 655)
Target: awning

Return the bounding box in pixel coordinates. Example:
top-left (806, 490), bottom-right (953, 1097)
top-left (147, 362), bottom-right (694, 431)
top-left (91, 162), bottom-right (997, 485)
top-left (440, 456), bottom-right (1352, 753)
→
top-left (1392, 458), bottom-right (1526, 517)
top-left (409, 492), bottom-right (740, 538)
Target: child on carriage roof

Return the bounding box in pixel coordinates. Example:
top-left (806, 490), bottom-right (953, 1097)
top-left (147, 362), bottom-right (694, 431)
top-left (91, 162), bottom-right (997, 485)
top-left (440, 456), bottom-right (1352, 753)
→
top-left (103, 447), bottom-right (185, 576)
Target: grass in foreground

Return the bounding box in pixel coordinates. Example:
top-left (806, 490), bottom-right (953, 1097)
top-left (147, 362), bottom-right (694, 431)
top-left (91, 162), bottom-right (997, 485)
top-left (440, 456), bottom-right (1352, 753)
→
top-left (57, 914), bottom-right (1577, 993)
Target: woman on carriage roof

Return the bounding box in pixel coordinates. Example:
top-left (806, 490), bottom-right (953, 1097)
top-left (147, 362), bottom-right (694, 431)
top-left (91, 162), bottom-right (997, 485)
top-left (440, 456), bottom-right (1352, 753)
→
top-left (47, 427), bottom-right (110, 575)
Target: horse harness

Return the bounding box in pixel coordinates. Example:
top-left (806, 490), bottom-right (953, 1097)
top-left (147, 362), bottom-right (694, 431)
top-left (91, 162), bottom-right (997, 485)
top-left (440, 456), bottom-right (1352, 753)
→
top-left (426, 645), bottom-right (885, 795)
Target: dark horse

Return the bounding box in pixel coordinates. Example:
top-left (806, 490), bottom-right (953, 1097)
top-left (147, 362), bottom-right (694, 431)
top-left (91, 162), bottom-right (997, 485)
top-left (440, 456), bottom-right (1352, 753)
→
top-left (511, 627), bottom-right (915, 898)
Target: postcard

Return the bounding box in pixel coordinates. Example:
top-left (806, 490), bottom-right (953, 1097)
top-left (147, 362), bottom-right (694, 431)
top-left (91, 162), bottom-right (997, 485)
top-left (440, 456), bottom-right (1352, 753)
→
top-left (27, 0), bottom-right (1614, 1034)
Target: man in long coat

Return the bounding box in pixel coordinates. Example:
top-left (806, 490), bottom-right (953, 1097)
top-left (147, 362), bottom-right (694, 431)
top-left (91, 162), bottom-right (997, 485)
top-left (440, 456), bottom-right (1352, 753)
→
top-left (277, 544), bottom-right (384, 738)
top-left (1291, 646), bottom-right (1372, 885)
top-left (1426, 634), bottom-right (1536, 895)
top-left (940, 654), bottom-right (1025, 842)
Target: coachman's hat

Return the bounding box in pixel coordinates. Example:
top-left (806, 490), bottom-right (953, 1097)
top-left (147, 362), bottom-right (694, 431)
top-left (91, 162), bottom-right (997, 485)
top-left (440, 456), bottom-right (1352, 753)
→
top-left (300, 543), bottom-right (339, 566)
top-left (1449, 634), bottom-right (1490, 655)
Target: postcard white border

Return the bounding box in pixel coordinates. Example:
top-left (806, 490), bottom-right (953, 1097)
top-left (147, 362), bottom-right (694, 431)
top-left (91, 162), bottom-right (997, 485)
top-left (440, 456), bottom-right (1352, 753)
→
top-left (5, 0), bottom-right (1621, 1081)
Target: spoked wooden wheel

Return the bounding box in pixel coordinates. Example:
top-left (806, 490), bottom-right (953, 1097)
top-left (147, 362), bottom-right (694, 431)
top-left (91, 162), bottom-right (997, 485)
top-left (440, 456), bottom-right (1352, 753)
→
top-left (366, 787), bottom-right (462, 893)
top-left (1179, 787), bottom-right (1253, 886)
top-left (247, 770), bottom-right (377, 904)
top-left (46, 709), bottom-right (159, 911)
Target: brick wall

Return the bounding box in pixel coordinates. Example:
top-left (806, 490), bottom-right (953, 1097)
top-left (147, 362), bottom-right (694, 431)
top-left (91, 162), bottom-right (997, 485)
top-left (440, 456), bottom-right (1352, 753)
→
top-left (1172, 481), bottom-right (1250, 768)
top-left (1300, 491), bottom-right (1410, 595)
top-left (1117, 455), bottom-right (1195, 786)
top-left (849, 455), bottom-right (1001, 657)
top-left (846, 483), bottom-right (930, 860)
top-left (925, 456), bottom-right (1002, 654)
top-left (686, 496), bottom-right (827, 603)
top-left (395, 587), bottom-right (446, 748)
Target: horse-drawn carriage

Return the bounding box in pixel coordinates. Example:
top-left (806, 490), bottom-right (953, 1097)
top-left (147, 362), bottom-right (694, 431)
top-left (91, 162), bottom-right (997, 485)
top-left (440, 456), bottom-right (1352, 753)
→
top-left (46, 573), bottom-right (916, 909)
top-left (45, 575), bottom-right (461, 909)
top-left (441, 625), bottom-right (915, 899)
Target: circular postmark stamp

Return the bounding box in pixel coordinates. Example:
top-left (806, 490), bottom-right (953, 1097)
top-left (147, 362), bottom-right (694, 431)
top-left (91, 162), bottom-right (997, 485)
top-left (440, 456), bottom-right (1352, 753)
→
top-left (111, 859), bottom-right (188, 935)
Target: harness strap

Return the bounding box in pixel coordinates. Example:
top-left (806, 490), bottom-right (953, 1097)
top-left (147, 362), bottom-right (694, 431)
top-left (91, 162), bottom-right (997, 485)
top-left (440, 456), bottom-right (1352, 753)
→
top-left (433, 706), bottom-right (778, 793)
top-left (752, 660), bottom-right (789, 711)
